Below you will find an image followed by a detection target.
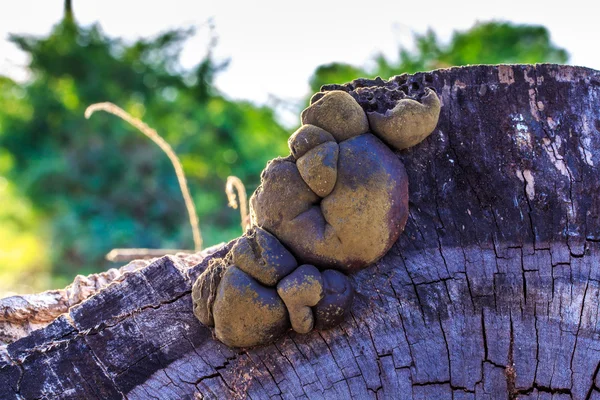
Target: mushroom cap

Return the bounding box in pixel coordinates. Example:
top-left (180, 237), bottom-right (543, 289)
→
top-left (288, 124), bottom-right (335, 159)
top-left (191, 258), bottom-right (227, 327)
top-left (276, 264), bottom-right (324, 306)
top-left (367, 88), bottom-right (441, 150)
top-left (301, 91), bottom-right (369, 142)
top-left (231, 227), bottom-right (297, 287)
top-left (212, 266), bottom-right (289, 348)
top-left (313, 269), bottom-right (354, 330)
top-left (250, 133), bottom-right (408, 273)
top-left (277, 264), bottom-right (324, 334)
top-left (296, 141), bottom-right (339, 198)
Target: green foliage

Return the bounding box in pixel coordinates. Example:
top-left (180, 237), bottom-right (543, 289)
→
top-left (309, 21), bottom-right (569, 94)
top-left (0, 14), bottom-right (288, 289)
top-left (0, 177), bottom-right (50, 295)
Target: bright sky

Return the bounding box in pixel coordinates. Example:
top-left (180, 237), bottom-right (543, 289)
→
top-left (1, 0), bottom-right (598, 124)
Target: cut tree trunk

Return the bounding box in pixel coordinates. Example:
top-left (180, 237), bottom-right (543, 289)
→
top-left (2, 64), bottom-right (600, 399)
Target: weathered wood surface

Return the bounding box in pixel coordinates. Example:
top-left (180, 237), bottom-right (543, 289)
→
top-left (0, 251), bottom-right (211, 346)
top-left (2, 64), bottom-right (600, 399)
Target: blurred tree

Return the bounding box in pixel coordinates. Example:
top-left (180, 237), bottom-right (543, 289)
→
top-left (309, 21), bottom-right (569, 93)
top-left (0, 1), bottom-right (288, 289)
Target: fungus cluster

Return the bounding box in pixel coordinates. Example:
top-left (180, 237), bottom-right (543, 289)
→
top-left (192, 227), bottom-right (353, 347)
top-left (192, 76), bottom-right (441, 348)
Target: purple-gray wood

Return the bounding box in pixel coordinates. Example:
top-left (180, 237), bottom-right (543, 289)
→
top-left (2, 64), bottom-right (600, 399)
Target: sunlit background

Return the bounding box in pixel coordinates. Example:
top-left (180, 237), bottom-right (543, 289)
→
top-left (0, 0), bottom-right (593, 296)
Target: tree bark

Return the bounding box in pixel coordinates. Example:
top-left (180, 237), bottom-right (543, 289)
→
top-left (2, 64), bottom-right (600, 399)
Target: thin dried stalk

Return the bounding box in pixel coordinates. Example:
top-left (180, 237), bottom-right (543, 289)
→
top-left (225, 176), bottom-right (249, 232)
top-left (85, 102), bottom-right (202, 251)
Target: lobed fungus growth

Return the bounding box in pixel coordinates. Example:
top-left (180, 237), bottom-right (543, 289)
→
top-left (192, 75), bottom-right (441, 348)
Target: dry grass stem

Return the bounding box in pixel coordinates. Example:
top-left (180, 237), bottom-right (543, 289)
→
top-left (225, 176), bottom-right (249, 232)
top-left (85, 102), bottom-right (202, 251)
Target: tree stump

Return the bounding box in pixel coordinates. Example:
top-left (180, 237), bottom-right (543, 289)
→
top-left (2, 64), bottom-right (600, 399)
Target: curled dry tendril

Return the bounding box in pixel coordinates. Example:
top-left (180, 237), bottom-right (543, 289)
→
top-left (85, 102), bottom-right (202, 251)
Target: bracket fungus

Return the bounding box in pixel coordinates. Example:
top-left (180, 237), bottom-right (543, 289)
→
top-left (192, 75), bottom-right (441, 347)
